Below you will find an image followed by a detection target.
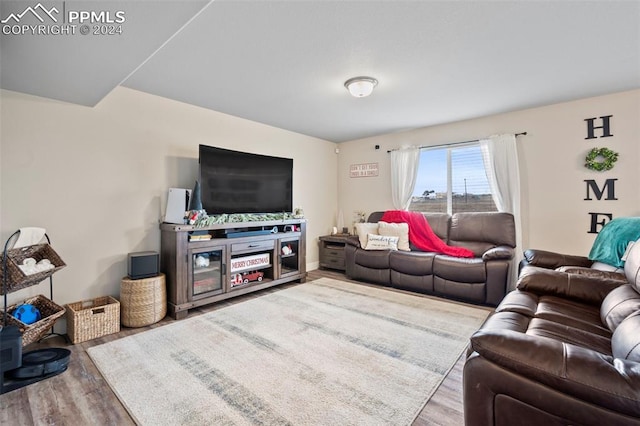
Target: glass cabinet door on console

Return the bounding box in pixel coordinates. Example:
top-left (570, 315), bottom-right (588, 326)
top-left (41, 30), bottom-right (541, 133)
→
top-left (189, 247), bottom-right (225, 300)
top-left (279, 238), bottom-right (300, 277)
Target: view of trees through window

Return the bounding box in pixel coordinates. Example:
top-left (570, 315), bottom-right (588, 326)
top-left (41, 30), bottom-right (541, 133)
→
top-left (409, 144), bottom-right (497, 214)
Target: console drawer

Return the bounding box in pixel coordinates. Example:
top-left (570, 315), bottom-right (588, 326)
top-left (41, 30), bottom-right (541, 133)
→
top-left (322, 247), bottom-right (344, 257)
top-left (321, 255), bottom-right (346, 270)
top-left (231, 240), bottom-right (275, 253)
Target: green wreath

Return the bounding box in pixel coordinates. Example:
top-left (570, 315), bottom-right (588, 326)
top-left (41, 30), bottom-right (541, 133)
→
top-left (584, 147), bottom-right (618, 171)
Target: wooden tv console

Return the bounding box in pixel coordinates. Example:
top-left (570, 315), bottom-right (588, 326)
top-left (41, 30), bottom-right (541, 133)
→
top-left (160, 219), bottom-right (306, 319)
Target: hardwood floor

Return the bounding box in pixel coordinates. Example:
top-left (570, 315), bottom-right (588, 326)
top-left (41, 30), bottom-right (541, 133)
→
top-left (1, 269), bottom-right (473, 425)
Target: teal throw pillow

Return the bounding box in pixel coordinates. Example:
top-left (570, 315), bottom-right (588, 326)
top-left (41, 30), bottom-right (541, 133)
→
top-left (588, 217), bottom-right (640, 268)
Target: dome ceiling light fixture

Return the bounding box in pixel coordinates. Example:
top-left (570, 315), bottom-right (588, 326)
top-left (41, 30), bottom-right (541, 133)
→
top-left (344, 76), bottom-right (378, 98)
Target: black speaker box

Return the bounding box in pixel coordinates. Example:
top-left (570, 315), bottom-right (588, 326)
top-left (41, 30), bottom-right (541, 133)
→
top-left (128, 251), bottom-right (159, 280)
top-left (0, 326), bottom-right (22, 373)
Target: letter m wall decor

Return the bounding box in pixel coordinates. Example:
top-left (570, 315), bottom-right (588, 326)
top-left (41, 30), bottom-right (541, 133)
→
top-left (583, 115), bottom-right (619, 234)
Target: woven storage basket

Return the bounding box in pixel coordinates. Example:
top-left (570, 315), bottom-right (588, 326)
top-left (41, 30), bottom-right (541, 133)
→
top-left (120, 274), bottom-right (166, 327)
top-left (0, 244), bottom-right (66, 294)
top-left (66, 296), bottom-right (120, 344)
top-left (1, 294), bottom-right (65, 346)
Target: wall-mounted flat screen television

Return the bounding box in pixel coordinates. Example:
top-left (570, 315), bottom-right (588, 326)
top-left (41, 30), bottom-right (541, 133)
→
top-left (199, 145), bottom-right (293, 215)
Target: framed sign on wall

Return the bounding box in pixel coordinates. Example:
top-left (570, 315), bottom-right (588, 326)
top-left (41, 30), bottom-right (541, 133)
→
top-left (350, 163), bottom-right (379, 178)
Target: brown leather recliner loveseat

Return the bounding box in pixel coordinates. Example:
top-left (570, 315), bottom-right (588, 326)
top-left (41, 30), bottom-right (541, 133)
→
top-left (463, 242), bottom-right (640, 425)
top-left (345, 211), bottom-right (516, 306)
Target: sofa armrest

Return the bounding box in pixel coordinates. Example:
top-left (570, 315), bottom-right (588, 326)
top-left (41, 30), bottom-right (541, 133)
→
top-left (516, 265), bottom-right (623, 305)
top-left (523, 249), bottom-right (593, 269)
top-left (482, 246), bottom-right (514, 261)
top-left (555, 266), bottom-right (627, 282)
top-left (345, 235), bottom-right (361, 247)
top-left (470, 329), bottom-right (640, 417)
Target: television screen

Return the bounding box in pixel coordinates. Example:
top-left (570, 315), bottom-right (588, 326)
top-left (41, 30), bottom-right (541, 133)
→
top-left (199, 145), bottom-right (293, 215)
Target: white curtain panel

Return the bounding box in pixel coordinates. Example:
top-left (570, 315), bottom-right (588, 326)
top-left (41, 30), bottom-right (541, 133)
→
top-left (390, 146), bottom-right (420, 210)
top-left (480, 134), bottom-right (523, 290)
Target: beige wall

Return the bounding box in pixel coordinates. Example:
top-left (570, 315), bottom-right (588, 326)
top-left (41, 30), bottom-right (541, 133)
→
top-left (2, 87), bottom-right (638, 316)
top-left (337, 89), bottom-right (640, 255)
top-left (0, 87), bottom-right (338, 308)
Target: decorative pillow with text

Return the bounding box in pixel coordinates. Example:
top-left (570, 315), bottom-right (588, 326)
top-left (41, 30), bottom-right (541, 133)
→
top-left (364, 234), bottom-right (399, 251)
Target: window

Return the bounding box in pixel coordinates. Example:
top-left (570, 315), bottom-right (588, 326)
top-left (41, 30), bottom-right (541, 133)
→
top-left (409, 144), bottom-right (497, 214)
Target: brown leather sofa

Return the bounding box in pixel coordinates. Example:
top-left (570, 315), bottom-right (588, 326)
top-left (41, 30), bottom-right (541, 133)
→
top-left (345, 211), bottom-right (516, 306)
top-left (520, 246), bottom-right (626, 278)
top-left (463, 243), bottom-right (640, 425)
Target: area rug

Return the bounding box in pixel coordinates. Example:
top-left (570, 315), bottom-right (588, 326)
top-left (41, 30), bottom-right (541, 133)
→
top-left (88, 278), bottom-right (489, 425)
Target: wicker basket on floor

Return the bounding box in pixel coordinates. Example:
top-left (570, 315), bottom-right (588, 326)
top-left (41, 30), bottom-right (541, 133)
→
top-left (120, 274), bottom-right (166, 327)
top-left (66, 296), bottom-right (120, 344)
top-left (1, 294), bottom-right (65, 346)
top-left (0, 244), bottom-right (66, 294)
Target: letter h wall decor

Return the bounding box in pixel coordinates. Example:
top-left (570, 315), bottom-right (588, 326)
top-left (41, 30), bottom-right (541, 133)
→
top-left (582, 115), bottom-right (620, 234)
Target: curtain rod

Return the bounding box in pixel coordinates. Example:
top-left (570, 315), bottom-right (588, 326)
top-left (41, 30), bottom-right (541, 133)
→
top-left (386, 132), bottom-right (527, 153)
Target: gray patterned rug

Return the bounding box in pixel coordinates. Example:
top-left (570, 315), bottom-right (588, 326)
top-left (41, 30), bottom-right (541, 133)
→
top-left (88, 278), bottom-right (489, 425)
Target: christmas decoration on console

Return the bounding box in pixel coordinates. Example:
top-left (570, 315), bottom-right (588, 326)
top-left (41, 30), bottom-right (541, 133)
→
top-left (194, 212), bottom-right (294, 227)
top-left (584, 147), bottom-right (618, 172)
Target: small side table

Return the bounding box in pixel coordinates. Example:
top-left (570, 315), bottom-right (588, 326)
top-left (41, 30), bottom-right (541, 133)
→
top-left (120, 273), bottom-right (167, 327)
top-left (319, 234), bottom-right (351, 271)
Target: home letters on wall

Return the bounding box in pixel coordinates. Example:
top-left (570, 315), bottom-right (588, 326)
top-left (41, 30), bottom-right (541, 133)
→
top-left (584, 115), bottom-right (613, 139)
top-left (583, 115), bottom-right (618, 234)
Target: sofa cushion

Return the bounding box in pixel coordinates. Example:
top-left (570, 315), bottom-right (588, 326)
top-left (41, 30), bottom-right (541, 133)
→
top-left (495, 289), bottom-right (539, 317)
top-left (378, 221), bottom-right (410, 251)
top-left (389, 251), bottom-right (435, 275)
top-left (390, 270), bottom-right (434, 293)
top-left (600, 284), bottom-right (640, 332)
top-left (498, 289), bottom-right (611, 338)
top-left (364, 234), bottom-right (398, 251)
top-left (353, 247), bottom-right (390, 269)
top-left (555, 266), bottom-right (626, 281)
top-left (347, 262), bottom-right (390, 285)
top-left (422, 212), bottom-right (450, 241)
top-left (612, 311), bottom-right (640, 362)
top-left (434, 277), bottom-right (486, 303)
top-left (433, 255), bottom-right (486, 282)
top-left (531, 296), bottom-right (611, 338)
top-left (517, 265), bottom-right (622, 306)
top-left (526, 317), bottom-right (612, 355)
top-left (354, 222), bottom-right (379, 248)
top-left (479, 311), bottom-right (530, 333)
top-left (448, 212), bottom-right (516, 255)
top-left (523, 248), bottom-right (594, 269)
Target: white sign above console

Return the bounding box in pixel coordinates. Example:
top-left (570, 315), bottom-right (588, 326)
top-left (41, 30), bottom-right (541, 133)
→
top-left (349, 163), bottom-right (379, 178)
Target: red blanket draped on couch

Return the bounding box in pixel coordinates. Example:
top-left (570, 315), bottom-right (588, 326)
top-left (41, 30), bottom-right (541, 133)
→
top-left (381, 210), bottom-right (475, 258)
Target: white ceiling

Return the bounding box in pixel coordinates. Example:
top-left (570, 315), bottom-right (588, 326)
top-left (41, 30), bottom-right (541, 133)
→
top-left (2, 1), bottom-right (639, 142)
